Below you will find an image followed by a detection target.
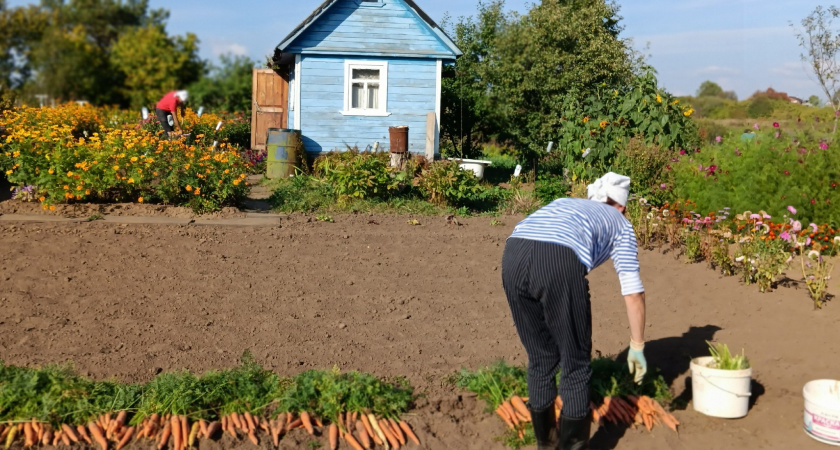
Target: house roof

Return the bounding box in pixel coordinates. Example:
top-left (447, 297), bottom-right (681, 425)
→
top-left (276, 0), bottom-right (461, 58)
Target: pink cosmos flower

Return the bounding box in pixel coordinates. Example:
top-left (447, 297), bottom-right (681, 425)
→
top-left (750, 213), bottom-right (761, 220)
top-left (715, 136), bottom-right (722, 143)
top-left (810, 223), bottom-right (818, 233)
top-left (820, 142), bottom-right (829, 150)
top-left (787, 205), bottom-right (797, 215)
top-left (773, 122), bottom-right (780, 128)
top-left (680, 149), bottom-right (687, 155)
top-left (791, 220), bottom-right (802, 232)
top-left (780, 231), bottom-right (791, 241)
top-left (753, 123), bottom-right (760, 130)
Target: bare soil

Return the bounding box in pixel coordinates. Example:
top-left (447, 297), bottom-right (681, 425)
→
top-left (1, 207), bottom-right (838, 449)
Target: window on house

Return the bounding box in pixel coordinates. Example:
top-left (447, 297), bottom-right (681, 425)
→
top-left (344, 61), bottom-right (389, 116)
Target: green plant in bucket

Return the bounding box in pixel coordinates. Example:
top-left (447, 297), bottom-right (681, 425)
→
top-left (706, 341), bottom-right (750, 370)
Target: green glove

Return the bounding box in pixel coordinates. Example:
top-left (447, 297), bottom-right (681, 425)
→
top-left (627, 339), bottom-right (647, 384)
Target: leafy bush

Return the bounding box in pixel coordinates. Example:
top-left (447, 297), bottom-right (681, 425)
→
top-left (535, 173), bottom-right (569, 204)
top-left (313, 150), bottom-right (398, 200)
top-left (672, 124), bottom-right (840, 224)
top-left (747, 97), bottom-right (775, 118)
top-left (418, 160), bottom-right (484, 206)
top-left (267, 175), bottom-right (334, 213)
top-left (612, 137), bottom-right (674, 205)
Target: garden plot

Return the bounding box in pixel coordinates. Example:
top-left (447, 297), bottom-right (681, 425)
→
top-left (0, 213), bottom-right (838, 449)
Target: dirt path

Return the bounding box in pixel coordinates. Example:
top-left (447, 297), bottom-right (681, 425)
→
top-left (0, 211), bottom-right (837, 449)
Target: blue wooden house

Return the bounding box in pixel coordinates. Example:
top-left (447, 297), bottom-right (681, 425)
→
top-left (274, 0), bottom-right (462, 156)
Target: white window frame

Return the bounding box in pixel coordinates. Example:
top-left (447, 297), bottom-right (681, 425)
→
top-left (342, 60), bottom-right (390, 117)
top-left (358, 0), bottom-right (384, 6)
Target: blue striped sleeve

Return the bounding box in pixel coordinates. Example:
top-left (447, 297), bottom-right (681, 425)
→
top-left (611, 221), bottom-right (644, 295)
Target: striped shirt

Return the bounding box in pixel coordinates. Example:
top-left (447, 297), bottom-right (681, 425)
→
top-left (509, 198), bottom-right (644, 295)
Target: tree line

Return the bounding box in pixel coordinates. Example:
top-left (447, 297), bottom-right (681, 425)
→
top-left (0, 0), bottom-right (253, 113)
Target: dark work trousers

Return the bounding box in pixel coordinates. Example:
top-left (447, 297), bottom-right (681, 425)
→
top-left (155, 108), bottom-right (174, 133)
top-left (502, 237), bottom-right (592, 418)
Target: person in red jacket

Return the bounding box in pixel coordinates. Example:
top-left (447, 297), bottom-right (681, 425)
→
top-left (155, 90), bottom-right (188, 136)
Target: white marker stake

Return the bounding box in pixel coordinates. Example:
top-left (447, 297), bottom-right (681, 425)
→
top-left (546, 141), bottom-right (554, 153)
top-left (197, 106), bottom-right (205, 117)
top-left (514, 164), bottom-right (522, 177)
top-left (141, 107), bottom-right (149, 120)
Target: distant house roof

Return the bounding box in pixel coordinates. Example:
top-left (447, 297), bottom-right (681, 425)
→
top-left (276, 0), bottom-right (461, 59)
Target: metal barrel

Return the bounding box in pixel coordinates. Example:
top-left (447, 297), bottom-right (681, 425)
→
top-left (388, 126), bottom-right (408, 153)
top-left (265, 128), bottom-right (303, 179)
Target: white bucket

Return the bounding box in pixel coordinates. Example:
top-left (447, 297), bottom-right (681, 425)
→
top-left (803, 379), bottom-right (840, 445)
top-left (447, 158), bottom-right (492, 180)
top-left (690, 356), bottom-right (752, 418)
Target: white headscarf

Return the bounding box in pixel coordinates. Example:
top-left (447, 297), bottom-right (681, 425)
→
top-left (587, 172), bottom-right (631, 206)
top-left (175, 90), bottom-right (189, 103)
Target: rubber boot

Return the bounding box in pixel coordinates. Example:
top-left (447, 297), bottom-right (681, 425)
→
top-left (529, 404), bottom-right (560, 450)
top-left (559, 414), bottom-right (591, 450)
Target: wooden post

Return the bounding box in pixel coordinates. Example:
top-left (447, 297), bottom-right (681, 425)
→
top-left (425, 112), bottom-right (436, 162)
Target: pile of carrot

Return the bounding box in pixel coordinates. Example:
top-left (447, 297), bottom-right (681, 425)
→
top-left (591, 395), bottom-right (679, 432)
top-left (0, 410), bottom-right (421, 450)
top-left (493, 394), bottom-right (679, 437)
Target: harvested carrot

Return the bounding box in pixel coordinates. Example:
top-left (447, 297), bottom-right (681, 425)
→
top-left (77, 425), bottom-right (92, 444)
top-left (88, 422), bottom-right (107, 450)
top-left (315, 416), bottom-right (324, 428)
top-left (287, 418), bottom-right (302, 430)
top-left (230, 412), bottom-right (243, 431)
top-left (60, 429), bottom-right (71, 446)
top-left (60, 423), bottom-right (79, 443)
top-left (300, 411), bottom-right (314, 435)
top-left (52, 430), bottom-right (61, 446)
top-left (181, 415), bottom-right (189, 449)
top-left (206, 421), bottom-right (221, 440)
top-left (116, 426), bottom-right (134, 450)
top-left (398, 421), bottom-right (420, 446)
top-left (378, 418), bottom-right (400, 449)
top-left (345, 432), bottom-right (365, 450)
top-left (328, 423), bottom-right (339, 450)
top-left (359, 414), bottom-right (375, 443)
top-left (501, 401), bottom-right (519, 426)
top-left (366, 414), bottom-right (387, 448)
top-left (41, 429), bottom-right (52, 447)
top-left (356, 422), bottom-right (371, 450)
top-left (388, 418), bottom-right (405, 445)
top-left (170, 415), bottom-right (182, 450)
top-left (23, 422), bottom-right (33, 447)
top-left (188, 422), bottom-right (200, 447)
top-left (243, 411), bottom-right (256, 432)
top-left (496, 405), bottom-right (515, 429)
top-left (156, 423), bottom-right (171, 450)
top-left (248, 429), bottom-right (259, 446)
top-left (198, 420), bottom-right (208, 440)
top-left (510, 395), bottom-right (530, 418)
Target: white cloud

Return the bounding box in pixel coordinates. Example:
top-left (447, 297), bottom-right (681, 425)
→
top-left (637, 26), bottom-right (790, 56)
top-left (210, 42), bottom-right (248, 58)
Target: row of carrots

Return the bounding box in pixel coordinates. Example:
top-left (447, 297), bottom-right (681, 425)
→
top-left (0, 410), bottom-right (421, 450)
top-left (494, 394), bottom-right (679, 437)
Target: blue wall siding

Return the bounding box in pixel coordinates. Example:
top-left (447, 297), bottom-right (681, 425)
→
top-left (298, 55), bottom-right (436, 154)
top-left (285, 0), bottom-right (453, 58)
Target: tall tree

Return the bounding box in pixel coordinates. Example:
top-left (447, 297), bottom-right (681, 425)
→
top-left (487, 0), bottom-right (640, 160)
top-left (188, 54), bottom-right (255, 114)
top-left (792, 5), bottom-right (840, 134)
top-left (110, 24), bottom-right (202, 109)
top-left (696, 80), bottom-right (723, 97)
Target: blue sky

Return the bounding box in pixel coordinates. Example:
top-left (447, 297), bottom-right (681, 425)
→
top-left (6, 0), bottom-right (829, 101)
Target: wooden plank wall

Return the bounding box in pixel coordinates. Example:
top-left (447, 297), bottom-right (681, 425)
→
top-left (284, 0), bottom-right (452, 57)
top-left (251, 69), bottom-right (289, 150)
top-left (298, 55), bottom-right (436, 153)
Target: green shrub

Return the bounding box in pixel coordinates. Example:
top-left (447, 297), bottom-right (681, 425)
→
top-left (419, 160), bottom-right (484, 206)
top-left (267, 175), bottom-right (335, 213)
top-left (535, 173), bottom-right (569, 204)
top-left (672, 125), bottom-right (840, 224)
top-left (313, 150), bottom-right (397, 201)
top-left (613, 137), bottom-right (675, 205)
top-left (747, 97), bottom-right (774, 118)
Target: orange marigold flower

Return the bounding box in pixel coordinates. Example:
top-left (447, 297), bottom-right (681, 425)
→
top-left (138, 197), bottom-right (144, 203)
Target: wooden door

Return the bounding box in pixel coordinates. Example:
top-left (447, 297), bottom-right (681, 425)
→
top-left (251, 68), bottom-right (289, 150)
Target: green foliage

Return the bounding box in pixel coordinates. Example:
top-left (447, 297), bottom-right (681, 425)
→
top-left (313, 151), bottom-right (398, 201)
top-left (684, 231), bottom-right (702, 263)
top-left (534, 173), bottom-right (569, 204)
top-left (672, 126), bottom-right (840, 225)
top-left (746, 96), bottom-right (775, 118)
top-left (0, 356), bottom-right (414, 426)
top-left (454, 361), bottom-right (529, 411)
top-left (792, 5), bottom-right (840, 133)
top-left (706, 342), bottom-right (750, 370)
top-left (545, 70), bottom-right (699, 181)
top-left (110, 24), bottom-right (203, 109)
top-left (267, 175), bottom-right (335, 213)
top-left (613, 137), bottom-right (674, 205)
top-left (418, 160), bottom-right (484, 206)
top-left (280, 368), bottom-right (413, 421)
top-left (188, 54), bottom-right (255, 115)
